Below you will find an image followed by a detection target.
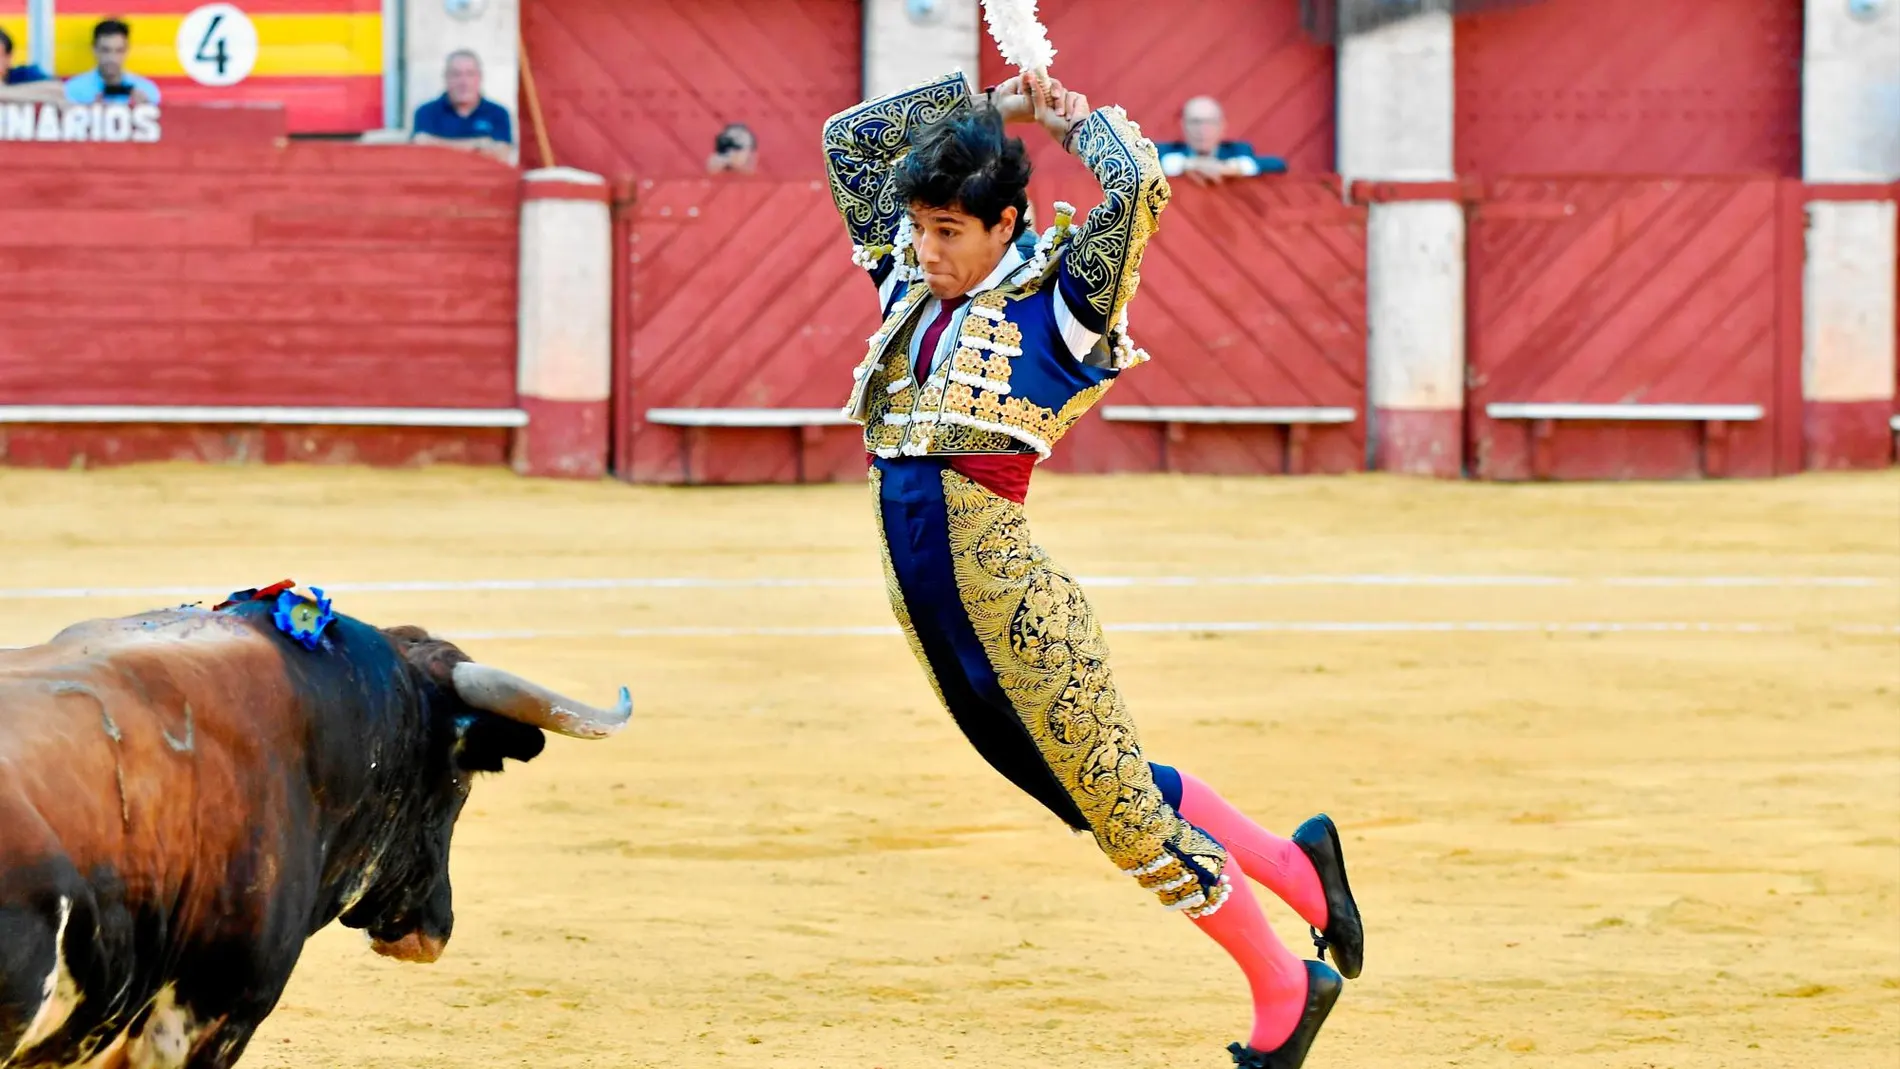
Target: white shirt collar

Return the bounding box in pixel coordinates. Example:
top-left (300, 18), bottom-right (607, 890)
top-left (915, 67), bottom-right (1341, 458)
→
top-left (967, 245), bottom-right (1027, 297)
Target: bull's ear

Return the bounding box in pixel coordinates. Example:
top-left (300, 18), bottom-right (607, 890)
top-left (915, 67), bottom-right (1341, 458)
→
top-left (453, 713), bottom-right (547, 773)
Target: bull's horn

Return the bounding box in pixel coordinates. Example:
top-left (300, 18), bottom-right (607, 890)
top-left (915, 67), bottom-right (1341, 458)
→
top-left (449, 662), bottom-right (632, 739)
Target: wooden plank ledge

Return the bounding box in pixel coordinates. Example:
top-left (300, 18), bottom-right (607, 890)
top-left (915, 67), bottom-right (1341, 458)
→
top-left (1099, 405), bottom-right (1356, 475)
top-left (644, 408), bottom-right (858, 427)
top-left (1486, 403), bottom-right (1765, 422)
top-left (0, 406), bottom-right (529, 428)
top-left (641, 408), bottom-right (858, 484)
top-left (1486, 403), bottom-right (1765, 480)
top-left (1100, 405), bottom-right (1357, 424)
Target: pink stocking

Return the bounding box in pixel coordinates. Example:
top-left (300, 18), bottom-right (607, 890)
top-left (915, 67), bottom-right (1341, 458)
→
top-left (1177, 771), bottom-right (1328, 929)
top-left (1190, 860), bottom-right (1310, 1051)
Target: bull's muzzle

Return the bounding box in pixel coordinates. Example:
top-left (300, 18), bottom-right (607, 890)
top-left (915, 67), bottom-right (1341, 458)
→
top-left (371, 931), bottom-right (448, 964)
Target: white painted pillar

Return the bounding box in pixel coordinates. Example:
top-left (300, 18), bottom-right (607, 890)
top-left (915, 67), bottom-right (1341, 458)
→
top-left (1338, 12), bottom-right (1463, 476)
top-left (382, 0), bottom-right (403, 130)
top-left (514, 168), bottom-right (613, 479)
top-left (1801, 0), bottom-right (1900, 469)
top-left (25, 0), bottom-right (53, 74)
top-left (863, 0), bottom-right (979, 99)
top-left (403, 0), bottom-right (519, 158)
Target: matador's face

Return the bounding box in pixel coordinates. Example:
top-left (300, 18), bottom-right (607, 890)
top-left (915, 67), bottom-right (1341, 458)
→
top-left (909, 202), bottom-right (1019, 300)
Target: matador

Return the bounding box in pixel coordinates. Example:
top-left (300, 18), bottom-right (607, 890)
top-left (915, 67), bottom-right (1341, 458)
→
top-left (822, 71), bottom-right (1366, 1067)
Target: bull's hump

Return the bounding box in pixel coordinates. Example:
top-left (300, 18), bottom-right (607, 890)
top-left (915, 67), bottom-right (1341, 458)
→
top-left (0, 609), bottom-right (273, 679)
top-left (55, 608), bottom-right (253, 645)
top-left (56, 609), bottom-right (262, 652)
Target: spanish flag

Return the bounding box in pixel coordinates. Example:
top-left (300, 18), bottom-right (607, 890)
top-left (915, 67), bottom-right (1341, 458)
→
top-left (53, 0), bottom-right (383, 133)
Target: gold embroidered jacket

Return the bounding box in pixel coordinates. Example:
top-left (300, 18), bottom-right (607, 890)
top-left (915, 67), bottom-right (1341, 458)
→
top-left (821, 72), bottom-right (1171, 459)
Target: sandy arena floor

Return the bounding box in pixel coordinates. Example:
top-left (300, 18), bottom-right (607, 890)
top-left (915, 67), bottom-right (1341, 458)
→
top-left (1, 464), bottom-right (1895, 1069)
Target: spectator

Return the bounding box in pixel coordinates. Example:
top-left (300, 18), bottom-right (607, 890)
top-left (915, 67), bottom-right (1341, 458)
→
top-left (2, 27), bottom-right (48, 83)
top-left (1155, 96), bottom-right (1284, 185)
top-left (64, 18), bottom-right (161, 105)
top-left (0, 27), bottom-right (60, 104)
top-left (706, 122), bottom-right (757, 174)
top-left (412, 49), bottom-right (513, 163)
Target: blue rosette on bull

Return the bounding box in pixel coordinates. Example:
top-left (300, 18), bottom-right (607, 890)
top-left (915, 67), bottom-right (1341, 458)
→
top-left (210, 579), bottom-right (337, 651)
top-left (272, 586), bottom-right (336, 651)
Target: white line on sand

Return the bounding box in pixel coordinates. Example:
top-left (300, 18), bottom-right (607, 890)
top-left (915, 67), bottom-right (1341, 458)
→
top-left (443, 621), bottom-right (1900, 641)
top-left (0, 573), bottom-right (1889, 601)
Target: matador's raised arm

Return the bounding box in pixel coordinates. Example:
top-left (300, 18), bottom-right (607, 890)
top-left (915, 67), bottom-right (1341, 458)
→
top-left (821, 71), bottom-right (974, 275)
top-left (1056, 105), bottom-right (1171, 339)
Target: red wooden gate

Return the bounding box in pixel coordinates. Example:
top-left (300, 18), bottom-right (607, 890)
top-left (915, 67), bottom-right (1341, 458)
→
top-left (976, 0), bottom-right (1352, 475)
top-left (1456, 0), bottom-right (1802, 175)
top-left (1050, 180), bottom-right (1367, 475)
top-left (615, 178), bottom-right (875, 483)
top-left (519, 0), bottom-right (861, 181)
top-left (1466, 177), bottom-right (1804, 479)
top-left (979, 0), bottom-right (1335, 195)
top-left (615, 177), bottom-right (1366, 482)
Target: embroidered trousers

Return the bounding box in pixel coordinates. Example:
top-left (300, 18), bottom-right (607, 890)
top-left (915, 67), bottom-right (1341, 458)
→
top-left (871, 457), bottom-right (1230, 914)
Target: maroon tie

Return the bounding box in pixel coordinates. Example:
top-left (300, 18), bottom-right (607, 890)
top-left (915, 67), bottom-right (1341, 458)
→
top-left (915, 295), bottom-right (969, 381)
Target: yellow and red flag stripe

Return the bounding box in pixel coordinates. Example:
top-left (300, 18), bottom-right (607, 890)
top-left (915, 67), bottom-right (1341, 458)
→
top-left (0, 0), bottom-right (28, 59)
top-left (53, 0), bottom-right (383, 133)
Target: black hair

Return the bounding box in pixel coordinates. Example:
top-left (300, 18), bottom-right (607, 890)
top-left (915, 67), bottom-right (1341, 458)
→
top-left (892, 107), bottom-right (1032, 240)
top-left (714, 122), bottom-right (754, 154)
top-left (0, 28), bottom-right (14, 57)
top-left (93, 18), bottom-right (130, 45)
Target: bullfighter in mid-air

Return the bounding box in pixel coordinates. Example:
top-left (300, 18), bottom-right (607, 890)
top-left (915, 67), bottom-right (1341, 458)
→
top-left (821, 64), bottom-right (1366, 1068)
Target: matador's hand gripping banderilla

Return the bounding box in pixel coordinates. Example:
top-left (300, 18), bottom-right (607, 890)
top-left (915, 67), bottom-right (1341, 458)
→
top-left (982, 0), bottom-right (1059, 105)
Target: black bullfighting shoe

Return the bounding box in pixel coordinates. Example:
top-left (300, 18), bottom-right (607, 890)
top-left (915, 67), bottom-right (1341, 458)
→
top-left (1291, 813), bottom-right (1363, 980)
top-left (1226, 960), bottom-right (1344, 1069)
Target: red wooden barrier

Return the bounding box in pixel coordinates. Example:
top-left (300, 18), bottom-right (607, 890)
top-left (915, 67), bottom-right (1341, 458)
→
top-left (1050, 179), bottom-right (1367, 476)
top-left (0, 142), bottom-right (520, 468)
top-left (978, 0), bottom-right (1336, 185)
top-left (614, 177), bottom-right (874, 484)
top-left (153, 102), bottom-right (291, 146)
top-left (614, 176), bottom-right (1367, 483)
top-left (521, 0), bottom-right (861, 181)
top-left (1456, 0), bottom-right (1802, 176)
top-left (971, 0), bottom-right (1350, 476)
top-left (1465, 176), bottom-right (1803, 479)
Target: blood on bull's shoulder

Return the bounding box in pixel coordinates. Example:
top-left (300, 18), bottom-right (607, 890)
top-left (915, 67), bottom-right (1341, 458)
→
top-left (0, 592), bottom-right (631, 1069)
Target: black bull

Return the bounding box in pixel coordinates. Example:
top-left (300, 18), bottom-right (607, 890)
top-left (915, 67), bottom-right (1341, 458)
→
top-left (0, 600), bottom-right (630, 1068)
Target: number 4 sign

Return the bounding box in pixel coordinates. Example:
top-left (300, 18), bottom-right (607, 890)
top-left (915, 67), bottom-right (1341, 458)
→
top-left (176, 3), bottom-right (259, 87)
